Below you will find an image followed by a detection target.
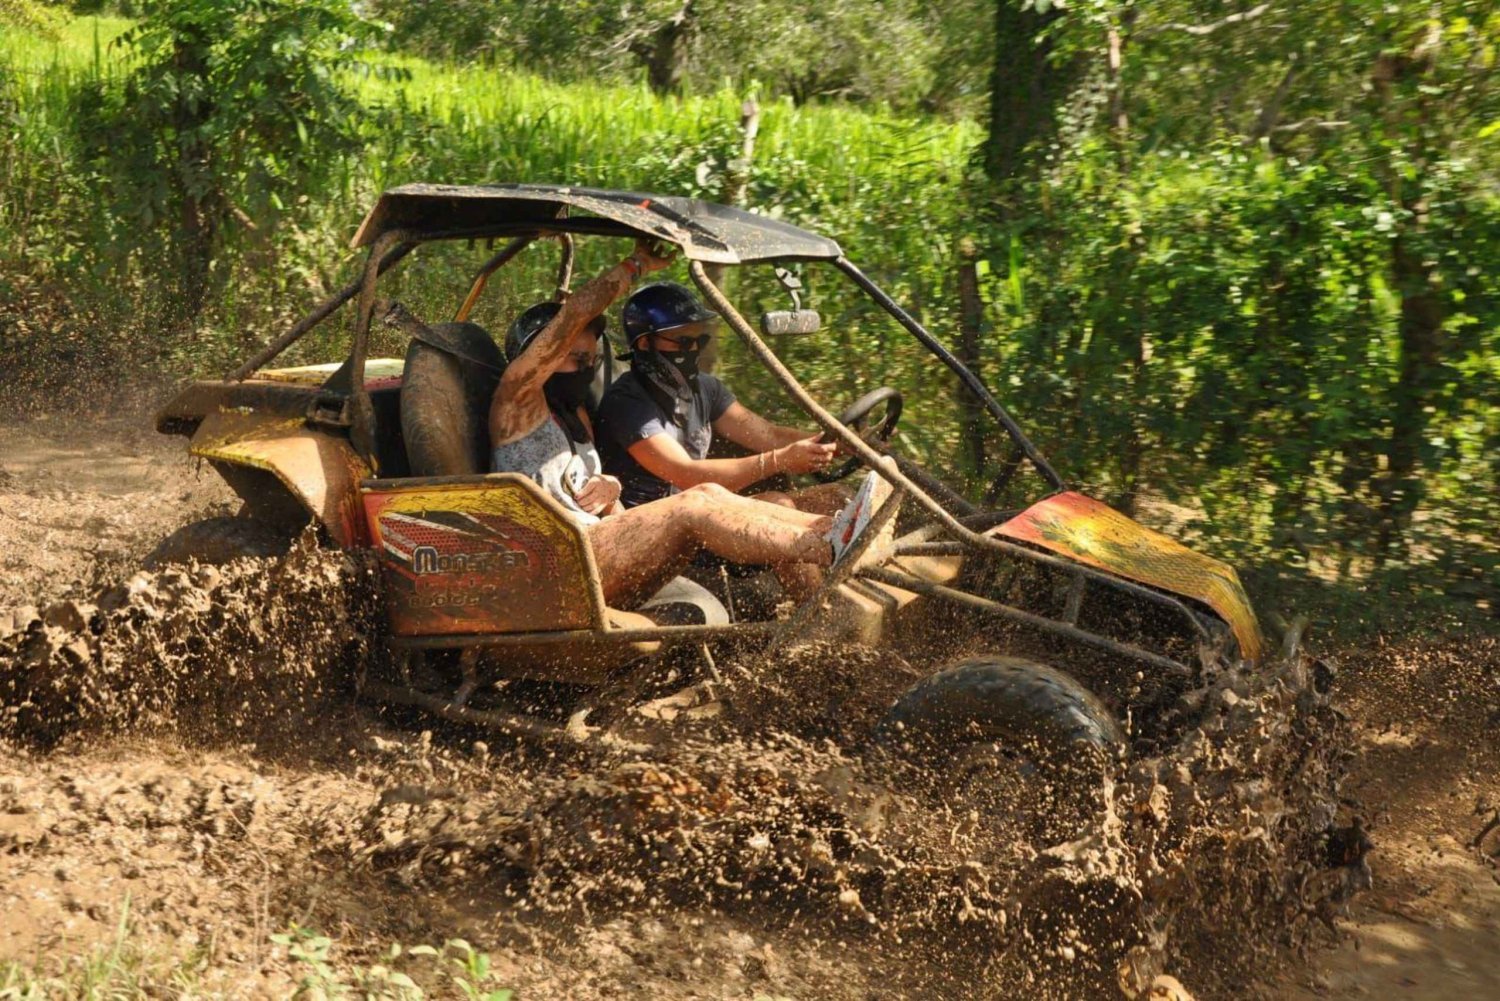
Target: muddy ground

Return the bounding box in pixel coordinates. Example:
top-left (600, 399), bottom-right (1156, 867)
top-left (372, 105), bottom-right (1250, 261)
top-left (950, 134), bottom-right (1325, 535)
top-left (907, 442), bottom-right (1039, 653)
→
top-left (0, 404), bottom-right (1495, 999)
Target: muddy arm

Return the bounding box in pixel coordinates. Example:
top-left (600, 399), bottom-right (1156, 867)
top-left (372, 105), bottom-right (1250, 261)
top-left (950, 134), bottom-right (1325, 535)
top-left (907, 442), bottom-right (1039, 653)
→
top-left (490, 240), bottom-right (672, 444)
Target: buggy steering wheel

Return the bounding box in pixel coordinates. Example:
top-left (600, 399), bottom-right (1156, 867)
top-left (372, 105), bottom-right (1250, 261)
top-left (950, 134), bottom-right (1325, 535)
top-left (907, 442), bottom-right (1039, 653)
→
top-left (814, 386), bottom-right (903, 482)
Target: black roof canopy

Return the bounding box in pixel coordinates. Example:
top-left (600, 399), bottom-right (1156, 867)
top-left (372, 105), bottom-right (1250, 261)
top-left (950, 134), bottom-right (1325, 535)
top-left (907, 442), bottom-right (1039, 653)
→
top-left (352, 183), bottom-right (843, 265)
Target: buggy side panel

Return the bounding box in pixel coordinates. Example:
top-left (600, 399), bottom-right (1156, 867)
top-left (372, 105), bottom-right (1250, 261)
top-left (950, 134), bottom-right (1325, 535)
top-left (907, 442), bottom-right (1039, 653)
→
top-left (997, 492), bottom-right (1265, 663)
top-left (190, 411), bottom-right (371, 548)
top-left (361, 474), bottom-right (607, 637)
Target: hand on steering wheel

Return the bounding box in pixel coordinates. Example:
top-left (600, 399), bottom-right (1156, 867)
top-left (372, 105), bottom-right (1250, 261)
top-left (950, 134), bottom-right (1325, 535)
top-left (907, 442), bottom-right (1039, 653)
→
top-left (814, 386), bottom-right (904, 482)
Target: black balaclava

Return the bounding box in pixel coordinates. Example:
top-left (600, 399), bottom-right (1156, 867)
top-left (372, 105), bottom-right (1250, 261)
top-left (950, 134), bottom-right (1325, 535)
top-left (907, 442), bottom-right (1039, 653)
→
top-left (630, 334), bottom-right (707, 430)
top-left (544, 367), bottom-right (596, 441)
top-left (657, 336), bottom-right (704, 383)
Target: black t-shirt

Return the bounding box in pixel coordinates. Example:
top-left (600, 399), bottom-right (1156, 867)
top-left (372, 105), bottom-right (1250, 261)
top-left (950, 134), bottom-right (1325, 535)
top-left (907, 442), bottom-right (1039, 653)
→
top-left (597, 370), bottom-right (737, 507)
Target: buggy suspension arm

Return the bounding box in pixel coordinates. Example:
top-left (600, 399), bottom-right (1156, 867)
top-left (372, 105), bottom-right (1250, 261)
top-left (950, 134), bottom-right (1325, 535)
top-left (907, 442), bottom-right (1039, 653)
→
top-left (859, 566), bottom-right (1194, 677)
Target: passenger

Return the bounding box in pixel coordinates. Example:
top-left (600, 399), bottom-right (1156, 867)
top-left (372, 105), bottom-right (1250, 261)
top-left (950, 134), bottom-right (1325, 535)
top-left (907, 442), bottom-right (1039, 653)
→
top-left (488, 240), bottom-right (874, 609)
top-left (596, 281), bottom-right (847, 514)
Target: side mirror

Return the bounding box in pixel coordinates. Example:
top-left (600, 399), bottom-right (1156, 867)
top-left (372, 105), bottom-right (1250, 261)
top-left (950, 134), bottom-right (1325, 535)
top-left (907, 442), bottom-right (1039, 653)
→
top-left (760, 310), bottom-right (822, 335)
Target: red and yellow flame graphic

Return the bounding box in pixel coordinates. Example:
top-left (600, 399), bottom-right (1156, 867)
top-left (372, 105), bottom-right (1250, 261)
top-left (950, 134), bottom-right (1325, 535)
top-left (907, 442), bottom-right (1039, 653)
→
top-left (997, 492), bottom-right (1264, 663)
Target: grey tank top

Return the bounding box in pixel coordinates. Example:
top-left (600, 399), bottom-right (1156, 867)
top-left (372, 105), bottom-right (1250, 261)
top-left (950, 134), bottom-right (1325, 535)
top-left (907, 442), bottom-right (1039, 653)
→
top-left (491, 414), bottom-right (603, 526)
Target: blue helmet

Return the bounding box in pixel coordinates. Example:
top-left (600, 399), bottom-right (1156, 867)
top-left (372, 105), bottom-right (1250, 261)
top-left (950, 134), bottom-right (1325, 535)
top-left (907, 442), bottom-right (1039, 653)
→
top-left (505, 301), bottom-right (604, 362)
top-left (621, 282), bottom-right (719, 347)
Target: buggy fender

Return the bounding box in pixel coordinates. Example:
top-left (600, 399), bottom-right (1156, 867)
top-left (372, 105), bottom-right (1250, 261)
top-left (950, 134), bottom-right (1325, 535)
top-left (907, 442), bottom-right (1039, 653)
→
top-left (189, 411), bottom-right (371, 547)
top-left (997, 492), bottom-right (1265, 664)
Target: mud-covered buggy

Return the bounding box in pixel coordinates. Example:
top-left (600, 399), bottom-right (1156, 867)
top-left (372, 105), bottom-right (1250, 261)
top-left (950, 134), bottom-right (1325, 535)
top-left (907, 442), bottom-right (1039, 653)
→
top-left (154, 183), bottom-right (1264, 769)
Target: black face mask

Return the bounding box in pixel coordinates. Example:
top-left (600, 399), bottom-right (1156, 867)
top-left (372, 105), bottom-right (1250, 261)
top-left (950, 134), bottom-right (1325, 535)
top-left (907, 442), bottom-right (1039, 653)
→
top-left (661, 343), bottom-right (702, 383)
top-left (544, 367), bottom-right (596, 440)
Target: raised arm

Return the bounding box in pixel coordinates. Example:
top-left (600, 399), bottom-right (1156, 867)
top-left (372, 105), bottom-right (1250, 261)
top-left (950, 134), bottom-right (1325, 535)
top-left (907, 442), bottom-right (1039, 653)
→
top-left (490, 239), bottom-right (672, 445)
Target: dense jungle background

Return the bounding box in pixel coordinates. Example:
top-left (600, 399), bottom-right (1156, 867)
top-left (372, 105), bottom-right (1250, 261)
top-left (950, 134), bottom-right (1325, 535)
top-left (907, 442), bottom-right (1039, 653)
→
top-left (2, 0), bottom-right (1495, 625)
top-left (1, 2), bottom-right (1498, 998)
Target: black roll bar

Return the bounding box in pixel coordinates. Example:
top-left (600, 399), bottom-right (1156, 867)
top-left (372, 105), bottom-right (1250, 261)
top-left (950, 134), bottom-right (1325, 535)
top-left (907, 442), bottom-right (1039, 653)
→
top-left (833, 256), bottom-right (1065, 491)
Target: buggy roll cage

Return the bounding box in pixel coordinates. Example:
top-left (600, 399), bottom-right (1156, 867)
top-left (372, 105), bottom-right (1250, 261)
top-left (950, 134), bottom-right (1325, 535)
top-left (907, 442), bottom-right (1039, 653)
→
top-left (221, 185), bottom-right (1225, 675)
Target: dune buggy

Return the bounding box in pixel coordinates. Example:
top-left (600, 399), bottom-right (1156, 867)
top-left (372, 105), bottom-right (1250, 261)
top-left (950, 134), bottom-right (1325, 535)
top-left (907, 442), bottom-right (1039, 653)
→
top-left (154, 183), bottom-right (1263, 758)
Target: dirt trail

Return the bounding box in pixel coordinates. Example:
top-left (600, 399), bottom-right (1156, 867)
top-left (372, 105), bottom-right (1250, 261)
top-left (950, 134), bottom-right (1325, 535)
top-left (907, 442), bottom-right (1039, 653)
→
top-left (0, 411), bottom-right (234, 606)
top-left (0, 405), bottom-right (1489, 999)
top-left (1281, 637), bottom-right (1500, 999)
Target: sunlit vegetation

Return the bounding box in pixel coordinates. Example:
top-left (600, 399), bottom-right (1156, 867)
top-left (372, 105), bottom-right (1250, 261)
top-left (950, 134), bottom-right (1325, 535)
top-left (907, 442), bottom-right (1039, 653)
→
top-left (1, 2), bottom-right (1496, 621)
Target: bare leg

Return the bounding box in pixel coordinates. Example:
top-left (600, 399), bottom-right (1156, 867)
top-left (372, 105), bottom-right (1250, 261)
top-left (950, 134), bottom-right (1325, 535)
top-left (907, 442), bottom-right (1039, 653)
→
top-left (730, 490), bottom-right (834, 600)
top-left (588, 483), bottom-right (831, 607)
top-left (758, 483), bottom-right (850, 518)
top-left (731, 492), bottom-right (828, 529)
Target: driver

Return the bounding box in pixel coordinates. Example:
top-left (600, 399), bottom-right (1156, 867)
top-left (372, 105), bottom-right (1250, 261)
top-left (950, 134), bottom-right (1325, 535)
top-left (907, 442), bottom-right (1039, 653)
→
top-left (596, 281), bottom-right (845, 514)
top-left (488, 241), bottom-right (880, 609)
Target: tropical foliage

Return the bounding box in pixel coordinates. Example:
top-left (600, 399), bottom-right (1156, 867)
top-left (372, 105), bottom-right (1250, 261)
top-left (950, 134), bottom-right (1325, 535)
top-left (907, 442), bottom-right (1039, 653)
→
top-left (1, 1), bottom-right (1496, 615)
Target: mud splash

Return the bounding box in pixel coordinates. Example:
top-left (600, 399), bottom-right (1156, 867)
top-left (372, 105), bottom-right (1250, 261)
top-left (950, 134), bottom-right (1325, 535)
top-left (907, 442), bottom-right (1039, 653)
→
top-left (0, 533), bottom-right (377, 746)
top-left (0, 539), bottom-right (1361, 998)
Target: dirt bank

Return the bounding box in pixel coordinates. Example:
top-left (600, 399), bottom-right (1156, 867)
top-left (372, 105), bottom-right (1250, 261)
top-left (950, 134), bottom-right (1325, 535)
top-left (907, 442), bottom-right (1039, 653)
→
top-left (1, 405), bottom-right (1478, 999)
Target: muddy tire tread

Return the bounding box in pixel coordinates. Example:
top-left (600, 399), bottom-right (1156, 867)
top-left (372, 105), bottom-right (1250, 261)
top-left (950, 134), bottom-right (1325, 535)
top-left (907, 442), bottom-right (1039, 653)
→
top-left (880, 656), bottom-right (1125, 752)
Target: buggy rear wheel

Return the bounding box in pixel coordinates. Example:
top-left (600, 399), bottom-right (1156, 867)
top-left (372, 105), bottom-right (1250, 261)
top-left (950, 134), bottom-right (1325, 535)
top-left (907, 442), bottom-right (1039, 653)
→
top-left (143, 516), bottom-right (293, 569)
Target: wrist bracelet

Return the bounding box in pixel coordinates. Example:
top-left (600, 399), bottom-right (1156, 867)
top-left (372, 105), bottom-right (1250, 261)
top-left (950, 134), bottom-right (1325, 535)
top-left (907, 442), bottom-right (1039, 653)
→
top-left (620, 255), bottom-right (644, 280)
top-left (770, 448), bottom-right (780, 474)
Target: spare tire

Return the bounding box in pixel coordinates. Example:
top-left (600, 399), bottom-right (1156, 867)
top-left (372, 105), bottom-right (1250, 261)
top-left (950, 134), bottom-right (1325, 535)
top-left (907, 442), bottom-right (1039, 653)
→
top-left (144, 516), bottom-right (292, 569)
top-left (876, 656), bottom-right (1124, 756)
top-left (401, 322), bottom-right (504, 477)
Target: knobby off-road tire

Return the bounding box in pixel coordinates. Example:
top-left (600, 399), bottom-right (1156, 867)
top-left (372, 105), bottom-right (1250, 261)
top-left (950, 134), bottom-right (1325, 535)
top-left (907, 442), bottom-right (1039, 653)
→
top-left (143, 516), bottom-right (292, 569)
top-left (876, 656), bottom-right (1126, 850)
top-left (401, 322), bottom-right (502, 477)
top-left (877, 656), bottom-right (1124, 761)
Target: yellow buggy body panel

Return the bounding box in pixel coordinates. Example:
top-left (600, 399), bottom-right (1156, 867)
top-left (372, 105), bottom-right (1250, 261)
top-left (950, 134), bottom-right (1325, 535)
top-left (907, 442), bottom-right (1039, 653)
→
top-left (997, 492), bottom-right (1264, 663)
top-left (361, 474), bottom-right (605, 637)
top-left (189, 410), bottom-right (371, 547)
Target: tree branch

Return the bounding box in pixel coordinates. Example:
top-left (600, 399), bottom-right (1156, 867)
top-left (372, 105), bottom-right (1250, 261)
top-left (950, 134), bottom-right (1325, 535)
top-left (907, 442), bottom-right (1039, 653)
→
top-left (1146, 3), bottom-right (1272, 38)
top-left (1244, 52), bottom-right (1300, 143)
top-left (1270, 118), bottom-right (1351, 132)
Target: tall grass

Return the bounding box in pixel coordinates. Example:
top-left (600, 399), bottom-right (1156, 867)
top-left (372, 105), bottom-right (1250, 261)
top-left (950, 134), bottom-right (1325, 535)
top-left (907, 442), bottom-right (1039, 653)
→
top-left (0, 15), bottom-right (982, 465)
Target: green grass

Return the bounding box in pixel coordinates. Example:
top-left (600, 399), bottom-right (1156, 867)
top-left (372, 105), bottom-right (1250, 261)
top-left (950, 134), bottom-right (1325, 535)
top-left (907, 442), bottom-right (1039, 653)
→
top-left (0, 909), bottom-right (514, 1001)
top-left (0, 13), bottom-right (985, 470)
top-left (0, 15), bottom-right (133, 72)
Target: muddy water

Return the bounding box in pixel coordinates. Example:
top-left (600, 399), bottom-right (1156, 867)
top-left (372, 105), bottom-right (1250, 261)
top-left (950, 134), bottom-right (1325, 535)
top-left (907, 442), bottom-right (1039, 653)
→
top-left (0, 413), bottom-right (1363, 999)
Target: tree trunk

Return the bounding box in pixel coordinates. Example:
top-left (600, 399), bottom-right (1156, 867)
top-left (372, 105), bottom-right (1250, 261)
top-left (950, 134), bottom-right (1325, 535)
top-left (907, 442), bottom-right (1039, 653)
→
top-left (637, 1), bottom-right (696, 95)
top-left (983, 1), bottom-right (1073, 187)
top-left (171, 33), bottom-right (216, 326)
top-left (956, 237), bottom-right (988, 479)
top-left (700, 98), bottom-right (758, 375)
top-left (1106, 10), bottom-right (1136, 147)
top-left (1372, 30), bottom-right (1444, 566)
top-left (1378, 226), bottom-right (1443, 562)
top-left (704, 98), bottom-right (758, 290)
